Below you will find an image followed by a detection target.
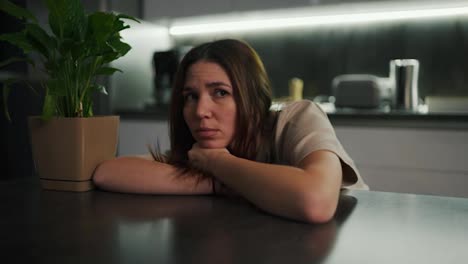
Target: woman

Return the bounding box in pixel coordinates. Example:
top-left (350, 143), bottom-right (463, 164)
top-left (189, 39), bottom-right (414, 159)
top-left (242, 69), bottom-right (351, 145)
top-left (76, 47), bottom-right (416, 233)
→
top-left (93, 39), bottom-right (368, 223)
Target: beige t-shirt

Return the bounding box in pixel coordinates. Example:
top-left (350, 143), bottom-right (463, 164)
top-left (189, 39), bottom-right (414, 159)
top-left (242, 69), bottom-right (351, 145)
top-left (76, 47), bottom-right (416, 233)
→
top-left (257, 100), bottom-right (368, 190)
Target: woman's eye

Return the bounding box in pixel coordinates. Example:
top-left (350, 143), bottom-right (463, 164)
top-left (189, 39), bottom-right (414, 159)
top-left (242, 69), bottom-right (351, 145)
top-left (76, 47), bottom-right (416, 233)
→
top-left (183, 93), bottom-right (198, 102)
top-left (214, 89), bottom-right (229, 97)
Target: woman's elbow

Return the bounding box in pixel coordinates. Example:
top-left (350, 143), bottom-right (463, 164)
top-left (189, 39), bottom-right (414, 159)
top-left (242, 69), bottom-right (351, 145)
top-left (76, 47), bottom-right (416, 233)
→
top-left (92, 159), bottom-right (114, 188)
top-left (301, 192), bottom-right (338, 224)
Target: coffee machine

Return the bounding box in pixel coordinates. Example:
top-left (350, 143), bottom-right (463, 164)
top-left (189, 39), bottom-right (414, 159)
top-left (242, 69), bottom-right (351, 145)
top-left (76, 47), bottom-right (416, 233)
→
top-left (152, 50), bottom-right (179, 106)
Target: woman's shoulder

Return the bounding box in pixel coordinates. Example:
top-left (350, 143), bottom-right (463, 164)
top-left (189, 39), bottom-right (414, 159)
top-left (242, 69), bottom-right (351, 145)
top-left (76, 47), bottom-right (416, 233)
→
top-left (275, 99), bottom-right (324, 113)
top-left (273, 99), bottom-right (328, 126)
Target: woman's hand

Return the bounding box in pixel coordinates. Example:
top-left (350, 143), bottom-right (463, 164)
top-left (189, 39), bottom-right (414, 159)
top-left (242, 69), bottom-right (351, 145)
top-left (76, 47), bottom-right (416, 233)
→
top-left (187, 143), bottom-right (230, 173)
top-left (188, 143), bottom-right (240, 197)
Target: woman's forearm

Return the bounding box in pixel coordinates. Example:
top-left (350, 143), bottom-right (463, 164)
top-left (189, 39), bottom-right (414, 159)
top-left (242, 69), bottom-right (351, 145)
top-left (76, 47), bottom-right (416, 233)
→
top-left (207, 152), bottom-right (342, 223)
top-left (93, 156), bottom-right (212, 195)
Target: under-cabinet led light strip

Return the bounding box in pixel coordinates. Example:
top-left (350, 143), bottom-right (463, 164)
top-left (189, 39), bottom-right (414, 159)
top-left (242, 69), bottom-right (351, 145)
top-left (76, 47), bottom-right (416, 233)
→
top-left (169, 2), bottom-right (468, 36)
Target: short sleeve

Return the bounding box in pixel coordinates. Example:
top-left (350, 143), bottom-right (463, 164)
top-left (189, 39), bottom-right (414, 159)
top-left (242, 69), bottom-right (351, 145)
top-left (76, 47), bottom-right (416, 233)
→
top-left (273, 100), bottom-right (368, 190)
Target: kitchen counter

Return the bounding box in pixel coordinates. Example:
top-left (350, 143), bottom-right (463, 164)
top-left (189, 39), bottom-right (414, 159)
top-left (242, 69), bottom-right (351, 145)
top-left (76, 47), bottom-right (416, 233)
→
top-left (116, 106), bottom-right (468, 129)
top-left (327, 110), bottom-right (468, 129)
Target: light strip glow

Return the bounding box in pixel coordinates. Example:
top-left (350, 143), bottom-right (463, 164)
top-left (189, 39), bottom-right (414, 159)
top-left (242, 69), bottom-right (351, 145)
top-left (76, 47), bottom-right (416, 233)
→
top-left (169, 4), bottom-right (468, 36)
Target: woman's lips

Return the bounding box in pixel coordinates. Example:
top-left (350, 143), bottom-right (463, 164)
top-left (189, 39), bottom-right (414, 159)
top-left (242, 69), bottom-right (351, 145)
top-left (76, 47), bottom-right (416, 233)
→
top-left (196, 128), bottom-right (219, 138)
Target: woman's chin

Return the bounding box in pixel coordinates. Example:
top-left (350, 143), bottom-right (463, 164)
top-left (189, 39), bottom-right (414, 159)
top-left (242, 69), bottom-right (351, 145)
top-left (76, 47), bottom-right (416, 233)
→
top-left (196, 140), bottom-right (228, 149)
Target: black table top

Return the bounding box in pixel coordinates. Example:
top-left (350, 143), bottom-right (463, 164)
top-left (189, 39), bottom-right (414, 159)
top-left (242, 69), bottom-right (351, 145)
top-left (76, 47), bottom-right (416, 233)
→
top-left (1, 178), bottom-right (467, 264)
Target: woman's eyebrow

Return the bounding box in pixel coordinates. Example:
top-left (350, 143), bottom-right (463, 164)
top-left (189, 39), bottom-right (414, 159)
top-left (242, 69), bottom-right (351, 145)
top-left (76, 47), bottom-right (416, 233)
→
top-left (206, 81), bottom-right (231, 88)
top-left (182, 86), bottom-right (194, 92)
top-left (182, 82), bottom-right (231, 92)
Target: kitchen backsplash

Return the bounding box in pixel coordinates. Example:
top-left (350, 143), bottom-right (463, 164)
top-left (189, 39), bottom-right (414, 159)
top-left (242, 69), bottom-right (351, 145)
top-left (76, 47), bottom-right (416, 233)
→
top-left (175, 15), bottom-right (468, 101)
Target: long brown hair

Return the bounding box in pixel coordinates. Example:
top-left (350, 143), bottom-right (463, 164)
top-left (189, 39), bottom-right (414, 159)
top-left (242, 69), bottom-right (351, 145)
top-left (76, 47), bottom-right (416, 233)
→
top-left (166, 39), bottom-right (273, 170)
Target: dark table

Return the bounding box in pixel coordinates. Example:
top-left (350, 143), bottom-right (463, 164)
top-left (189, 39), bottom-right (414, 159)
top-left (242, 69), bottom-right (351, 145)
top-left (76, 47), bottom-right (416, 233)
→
top-left (1, 178), bottom-right (467, 264)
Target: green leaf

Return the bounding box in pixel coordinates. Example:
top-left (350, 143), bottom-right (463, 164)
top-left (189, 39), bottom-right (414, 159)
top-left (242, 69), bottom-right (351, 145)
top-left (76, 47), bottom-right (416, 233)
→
top-left (91, 84), bottom-right (108, 95)
top-left (60, 38), bottom-right (84, 59)
top-left (101, 51), bottom-right (119, 64)
top-left (43, 60), bottom-right (57, 76)
top-left (95, 66), bottom-right (122, 76)
top-left (70, 45), bottom-right (85, 60)
top-left (0, 0), bottom-right (38, 22)
top-left (88, 12), bottom-right (115, 45)
top-left (0, 31), bottom-right (33, 54)
top-left (112, 19), bottom-right (130, 33)
top-left (85, 105), bottom-right (93, 117)
top-left (116, 13), bottom-right (140, 24)
top-left (79, 95), bottom-right (93, 117)
top-left (46, 0), bottom-right (65, 38)
top-left (41, 93), bottom-right (56, 120)
top-left (107, 38), bottom-right (131, 57)
top-left (25, 23), bottom-right (55, 57)
top-left (46, 79), bottom-right (67, 96)
top-left (46, 0), bottom-right (86, 40)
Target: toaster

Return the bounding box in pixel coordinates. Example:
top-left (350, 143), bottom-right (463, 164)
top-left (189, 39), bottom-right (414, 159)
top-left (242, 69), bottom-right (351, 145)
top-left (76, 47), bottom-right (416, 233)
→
top-left (332, 74), bottom-right (393, 109)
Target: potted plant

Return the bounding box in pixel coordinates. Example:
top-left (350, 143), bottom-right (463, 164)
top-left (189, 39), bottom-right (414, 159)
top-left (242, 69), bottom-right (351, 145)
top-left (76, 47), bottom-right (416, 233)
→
top-left (0, 0), bottom-right (138, 191)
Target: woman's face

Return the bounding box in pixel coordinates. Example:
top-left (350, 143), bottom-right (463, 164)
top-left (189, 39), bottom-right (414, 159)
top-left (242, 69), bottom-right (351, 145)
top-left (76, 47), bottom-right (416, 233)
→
top-left (182, 61), bottom-right (237, 149)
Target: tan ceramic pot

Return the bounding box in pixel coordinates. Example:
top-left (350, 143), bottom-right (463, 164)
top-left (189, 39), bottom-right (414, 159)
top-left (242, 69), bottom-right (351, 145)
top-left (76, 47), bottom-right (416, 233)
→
top-left (28, 116), bottom-right (119, 192)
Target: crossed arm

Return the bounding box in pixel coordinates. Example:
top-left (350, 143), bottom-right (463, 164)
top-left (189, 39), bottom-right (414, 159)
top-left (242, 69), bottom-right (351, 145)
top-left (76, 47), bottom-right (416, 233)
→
top-left (93, 147), bottom-right (342, 223)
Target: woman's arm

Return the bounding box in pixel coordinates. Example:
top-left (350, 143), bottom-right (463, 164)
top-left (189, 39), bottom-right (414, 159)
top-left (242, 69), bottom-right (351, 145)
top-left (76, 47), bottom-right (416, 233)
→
top-left (93, 155), bottom-right (212, 195)
top-left (189, 147), bottom-right (342, 223)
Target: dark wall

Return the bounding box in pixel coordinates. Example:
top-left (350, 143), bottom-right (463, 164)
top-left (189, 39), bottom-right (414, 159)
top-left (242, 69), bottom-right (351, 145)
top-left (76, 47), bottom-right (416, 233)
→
top-left (0, 0), bottom-right (39, 180)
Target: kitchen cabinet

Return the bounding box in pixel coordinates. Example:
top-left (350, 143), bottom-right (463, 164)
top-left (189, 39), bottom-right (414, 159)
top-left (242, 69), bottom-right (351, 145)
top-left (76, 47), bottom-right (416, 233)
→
top-left (231, 0), bottom-right (309, 12)
top-left (118, 119), bottom-right (468, 198)
top-left (231, 0), bottom-right (404, 12)
top-left (142, 0), bottom-right (397, 20)
top-left (143, 0), bottom-right (232, 20)
top-left (335, 126), bottom-right (468, 198)
top-left (118, 120), bottom-right (170, 156)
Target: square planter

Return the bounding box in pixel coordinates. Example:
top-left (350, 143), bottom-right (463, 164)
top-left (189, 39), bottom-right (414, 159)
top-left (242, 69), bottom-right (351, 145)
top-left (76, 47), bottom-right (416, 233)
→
top-left (28, 116), bottom-right (119, 192)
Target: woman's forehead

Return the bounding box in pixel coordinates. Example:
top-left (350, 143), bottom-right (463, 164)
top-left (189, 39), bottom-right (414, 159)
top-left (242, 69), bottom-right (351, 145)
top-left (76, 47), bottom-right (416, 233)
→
top-left (185, 61), bottom-right (230, 82)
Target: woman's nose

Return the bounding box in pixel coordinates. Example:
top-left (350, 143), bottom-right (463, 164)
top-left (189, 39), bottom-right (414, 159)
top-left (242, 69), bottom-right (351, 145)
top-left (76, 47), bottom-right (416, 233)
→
top-left (195, 96), bottom-right (213, 118)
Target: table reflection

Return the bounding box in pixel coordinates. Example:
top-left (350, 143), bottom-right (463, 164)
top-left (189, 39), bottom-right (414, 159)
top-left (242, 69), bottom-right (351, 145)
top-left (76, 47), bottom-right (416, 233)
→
top-left (91, 191), bottom-right (357, 263)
